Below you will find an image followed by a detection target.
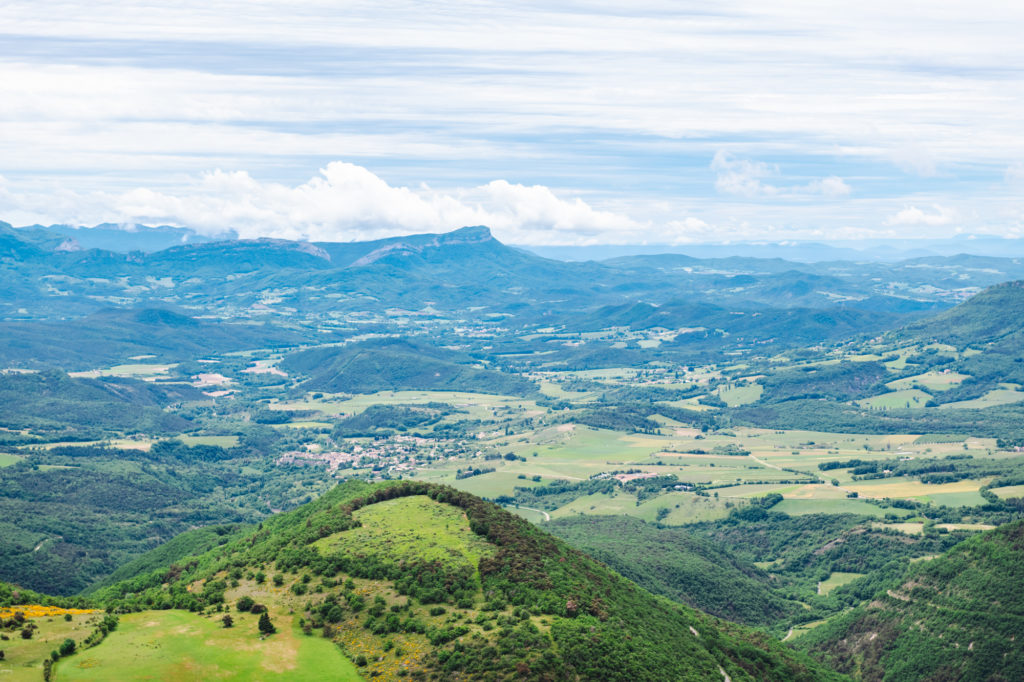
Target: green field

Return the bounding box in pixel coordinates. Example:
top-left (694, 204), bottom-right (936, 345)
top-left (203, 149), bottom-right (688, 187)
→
top-left (549, 490), bottom-right (736, 524)
top-left (887, 371), bottom-right (969, 391)
top-left (0, 610), bottom-right (101, 680)
top-left (772, 498), bottom-right (892, 517)
top-left (55, 610), bottom-right (362, 681)
top-left (0, 451), bottom-right (24, 467)
top-left (177, 435), bottom-right (240, 447)
top-left (991, 484), bottom-right (1024, 499)
top-left (818, 572), bottom-right (865, 595)
top-left (314, 495), bottom-right (493, 571)
top-left (717, 383), bottom-right (763, 407)
top-left (940, 388), bottom-right (1024, 409)
top-left (857, 388), bottom-right (931, 409)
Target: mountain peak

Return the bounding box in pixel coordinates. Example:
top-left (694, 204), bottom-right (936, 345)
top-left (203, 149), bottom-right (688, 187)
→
top-left (440, 225), bottom-right (493, 243)
top-left (348, 225), bottom-right (497, 267)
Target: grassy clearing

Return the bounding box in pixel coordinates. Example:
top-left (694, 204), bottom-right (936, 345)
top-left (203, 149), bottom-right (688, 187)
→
top-left (177, 435), bottom-right (239, 447)
top-left (537, 379), bottom-right (595, 401)
top-left (0, 452), bottom-right (24, 467)
top-left (887, 371), bottom-right (969, 391)
top-left (936, 522), bottom-right (995, 532)
top-left (818, 572), bottom-right (865, 595)
top-left (716, 383), bottom-right (763, 407)
top-left (939, 388), bottom-right (1024, 409)
top-left (0, 610), bottom-right (102, 680)
top-left (55, 610), bottom-right (362, 681)
top-left (68, 363), bottom-right (176, 378)
top-left (857, 389), bottom-right (931, 409)
top-left (549, 490), bottom-right (736, 524)
top-left (713, 483), bottom-right (802, 498)
top-left (787, 617), bottom-right (833, 640)
top-left (773, 498), bottom-right (891, 517)
top-left (446, 471), bottom-right (545, 498)
top-left (871, 522), bottom-right (925, 535)
top-left (314, 495), bottom-right (494, 571)
top-left (991, 484), bottom-right (1024, 499)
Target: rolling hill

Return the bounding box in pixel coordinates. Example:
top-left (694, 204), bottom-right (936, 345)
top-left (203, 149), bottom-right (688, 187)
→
top-left (81, 480), bottom-right (840, 681)
top-left (282, 338), bottom-right (539, 397)
top-left (0, 307), bottom-right (310, 369)
top-left (903, 279), bottom-right (1024, 347)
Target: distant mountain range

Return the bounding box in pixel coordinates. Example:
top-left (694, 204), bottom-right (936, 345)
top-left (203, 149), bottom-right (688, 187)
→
top-left (7, 220), bottom-right (1024, 370)
top-left (14, 221), bottom-right (1024, 262)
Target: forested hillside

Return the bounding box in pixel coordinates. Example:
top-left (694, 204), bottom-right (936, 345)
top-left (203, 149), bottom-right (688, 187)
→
top-left (799, 521), bottom-right (1024, 681)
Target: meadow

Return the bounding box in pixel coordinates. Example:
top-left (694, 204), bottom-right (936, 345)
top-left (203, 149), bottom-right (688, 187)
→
top-left (54, 610), bottom-right (362, 681)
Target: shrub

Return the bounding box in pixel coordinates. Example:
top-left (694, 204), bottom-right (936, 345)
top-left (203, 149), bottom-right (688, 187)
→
top-left (58, 638), bottom-right (76, 657)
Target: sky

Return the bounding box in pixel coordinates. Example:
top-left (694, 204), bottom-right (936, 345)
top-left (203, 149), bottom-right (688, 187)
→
top-left (2, 1), bottom-right (1024, 245)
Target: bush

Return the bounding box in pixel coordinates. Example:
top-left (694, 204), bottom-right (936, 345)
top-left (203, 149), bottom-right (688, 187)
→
top-left (236, 596), bottom-right (255, 612)
top-left (58, 638), bottom-right (76, 657)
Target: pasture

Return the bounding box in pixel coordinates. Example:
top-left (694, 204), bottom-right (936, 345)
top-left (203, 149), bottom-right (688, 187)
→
top-left (0, 608), bottom-right (102, 681)
top-left (818, 572), bottom-right (865, 595)
top-left (54, 610), bottom-right (361, 681)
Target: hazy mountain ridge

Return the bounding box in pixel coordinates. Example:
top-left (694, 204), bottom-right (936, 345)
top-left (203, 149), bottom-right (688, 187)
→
top-left (0, 222), bottom-right (1005, 325)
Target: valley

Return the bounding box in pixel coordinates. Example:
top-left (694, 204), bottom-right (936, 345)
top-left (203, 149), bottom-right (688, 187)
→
top-left (2, 224), bottom-right (1024, 680)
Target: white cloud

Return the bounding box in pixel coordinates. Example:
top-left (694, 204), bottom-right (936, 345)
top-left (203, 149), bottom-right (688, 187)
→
top-left (804, 176), bottom-right (852, 197)
top-left (711, 152), bottom-right (780, 197)
top-left (3, 162), bottom-right (643, 245)
top-left (711, 152), bottom-right (851, 198)
top-left (885, 204), bottom-right (957, 226)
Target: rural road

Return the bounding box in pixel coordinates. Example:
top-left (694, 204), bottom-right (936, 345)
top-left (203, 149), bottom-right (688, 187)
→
top-left (516, 505), bottom-right (551, 521)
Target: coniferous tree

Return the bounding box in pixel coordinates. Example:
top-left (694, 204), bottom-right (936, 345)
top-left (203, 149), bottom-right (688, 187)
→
top-left (257, 611), bottom-right (275, 635)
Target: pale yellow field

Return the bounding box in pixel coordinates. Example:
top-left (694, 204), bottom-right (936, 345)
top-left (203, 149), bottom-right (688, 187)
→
top-left (848, 478), bottom-right (989, 499)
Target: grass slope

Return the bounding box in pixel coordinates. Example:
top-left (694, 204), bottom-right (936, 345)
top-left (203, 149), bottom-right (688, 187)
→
top-left (55, 609), bottom-right (362, 681)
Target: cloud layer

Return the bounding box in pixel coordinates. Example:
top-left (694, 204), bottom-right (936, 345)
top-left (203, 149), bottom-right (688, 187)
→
top-left (1, 163), bottom-right (649, 244)
top-left (2, 1), bottom-right (1024, 242)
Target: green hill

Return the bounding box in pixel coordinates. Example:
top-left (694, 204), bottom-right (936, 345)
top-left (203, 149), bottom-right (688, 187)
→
top-left (283, 338), bottom-right (538, 397)
top-left (797, 520), bottom-right (1024, 681)
top-left (0, 370), bottom-right (195, 436)
top-left (0, 307), bottom-right (309, 368)
top-left (84, 481), bottom-right (841, 681)
top-left (904, 280), bottom-right (1024, 347)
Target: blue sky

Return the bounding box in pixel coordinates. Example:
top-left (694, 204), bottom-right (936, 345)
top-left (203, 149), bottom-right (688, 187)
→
top-left (1, 1), bottom-right (1023, 244)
